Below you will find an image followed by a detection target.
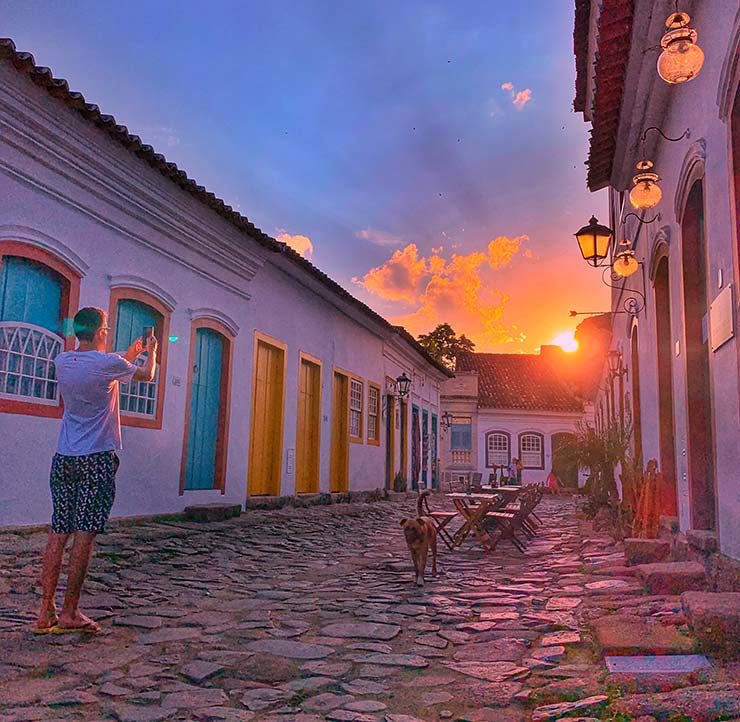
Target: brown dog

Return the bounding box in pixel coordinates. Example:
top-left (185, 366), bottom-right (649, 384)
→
top-left (400, 499), bottom-right (438, 586)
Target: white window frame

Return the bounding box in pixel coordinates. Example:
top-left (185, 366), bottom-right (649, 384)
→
top-left (486, 431), bottom-right (510, 467)
top-left (349, 377), bottom-right (363, 441)
top-left (367, 384), bottom-right (379, 443)
top-left (519, 432), bottom-right (544, 469)
top-left (0, 322), bottom-right (63, 405)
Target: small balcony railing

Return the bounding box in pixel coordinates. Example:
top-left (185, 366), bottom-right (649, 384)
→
top-left (448, 449), bottom-right (473, 467)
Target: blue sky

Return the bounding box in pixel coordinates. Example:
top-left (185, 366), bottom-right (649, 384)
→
top-left (3, 0), bottom-right (607, 352)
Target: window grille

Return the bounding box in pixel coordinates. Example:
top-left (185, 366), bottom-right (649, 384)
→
top-left (486, 432), bottom-right (510, 467)
top-left (349, 378), bottom-right (363, 438)
top-left (120, 354), bottom-right (158, 417)
top-left (367, 385), bottom-right (379, 441)
top-left (519, 433), bottom-right (544, 468)
top-left (0, 322), bottom-right (62, 404)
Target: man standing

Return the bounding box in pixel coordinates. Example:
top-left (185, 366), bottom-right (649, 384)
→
top-left (35, 307), bottom-right (157, 634)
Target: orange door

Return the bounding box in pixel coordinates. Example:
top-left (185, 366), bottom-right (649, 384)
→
top-left (296, 357), bottom-right (321, 493)
top-left (248, 339), bottom-right (285, 496)
top-left (330, 371), bottom-right (349, 492)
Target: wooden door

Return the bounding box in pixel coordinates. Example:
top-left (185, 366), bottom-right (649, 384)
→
top-left (248, 339), bottom-right (285, 496)
top-left (330, 371), bottom-right (349, 492)
top-left (296, 357), bottom-right (321, 493)
top-left (184, 328), bottom-right (225, 490)
top-left (385, 394), bottom-right (395, 489)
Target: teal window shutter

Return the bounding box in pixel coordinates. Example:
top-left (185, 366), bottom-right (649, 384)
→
top-left (0, 257), bottom-right (62, 333)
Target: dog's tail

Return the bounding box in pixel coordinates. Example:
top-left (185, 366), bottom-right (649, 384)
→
top-left (417, 489), bottom-right (431, 517)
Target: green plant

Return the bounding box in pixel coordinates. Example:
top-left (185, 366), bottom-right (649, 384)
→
top-left (557, 419), bottom-right (632, 511)
top-left (392, 472), bottom-right (408, 492)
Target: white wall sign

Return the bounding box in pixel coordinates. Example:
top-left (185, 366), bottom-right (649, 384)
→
top-left (710, 283), bottom-right (734, 352)
top-left (286, 448), bottom-right (295, 475)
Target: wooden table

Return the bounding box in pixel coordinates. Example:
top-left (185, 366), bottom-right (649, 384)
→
top-left (445, 493), bottom-right (502, 551)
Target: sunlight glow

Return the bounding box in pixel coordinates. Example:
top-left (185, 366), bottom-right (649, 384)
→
top-left (550, 330), bottom-right (579, 353)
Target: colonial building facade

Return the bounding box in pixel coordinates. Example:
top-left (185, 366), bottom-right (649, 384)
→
top-left (0, 40), bottom-right (450, 528)
top-left (573, 1), bottom-right (740, 562)
top-left (440, 348), bottom-right (590, 486)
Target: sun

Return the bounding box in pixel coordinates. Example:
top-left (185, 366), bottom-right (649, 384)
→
top-left (550, 330), bottom-right (579, 353)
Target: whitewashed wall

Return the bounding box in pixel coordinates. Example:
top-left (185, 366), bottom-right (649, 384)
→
top-left (0, 62), bottom-right (447, 527)
top-left (587, 3), bottom-right (740, 560)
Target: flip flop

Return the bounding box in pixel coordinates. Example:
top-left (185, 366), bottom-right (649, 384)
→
top-left (32, 624), bottom-right (59, 635)
top-left (51, 621), bottom-right (102, 635)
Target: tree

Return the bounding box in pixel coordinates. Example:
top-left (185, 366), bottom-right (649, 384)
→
top-left (417, 323), bottom-right (475, 369)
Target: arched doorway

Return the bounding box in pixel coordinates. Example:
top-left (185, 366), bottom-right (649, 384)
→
top-left (630, 326), bottom-right (643, 467)
top-left (681, 180), bottom-right (716, 530)
top-left (551, 432), bottom-right (578, 488)
top-left (653, 255), bottom-right (678, 515)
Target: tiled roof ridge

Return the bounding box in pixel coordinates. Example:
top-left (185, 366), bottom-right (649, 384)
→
top-left (0, 38), bottom-right (452, 378)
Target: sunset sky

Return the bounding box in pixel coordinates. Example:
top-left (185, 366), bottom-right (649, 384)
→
top-left (4, 0), bottom-right (608, 353)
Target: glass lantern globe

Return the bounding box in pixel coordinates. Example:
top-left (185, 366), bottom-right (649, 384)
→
top-left (630, 160), bottom-right (662, 210)
top-left (613, 247), bottom-right (639, 278)
top-left (574, 215), bottom-right (613, 267)
top-left (657, 13), bottom-right (704, 84)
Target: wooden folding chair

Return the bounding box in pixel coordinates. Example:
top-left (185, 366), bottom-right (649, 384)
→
top-left (418, 491), bottom-right (459, 550)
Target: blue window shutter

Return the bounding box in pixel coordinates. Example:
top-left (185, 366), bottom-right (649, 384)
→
top-left (185, 328), bottom-right (225, 490)
top-left (0, 257), bottom-right (62, 333)
top-left (450, 423), bottom-right (472, 450)
top-left (113, 299), bottom-right (158, 352)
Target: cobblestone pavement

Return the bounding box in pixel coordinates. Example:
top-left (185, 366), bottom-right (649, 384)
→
top-left (0, 496), bottom-right (738, 722)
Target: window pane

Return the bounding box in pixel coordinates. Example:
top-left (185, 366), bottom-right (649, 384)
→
top-left (451, 422), bottom-right (472, 450)
top-left (0, 257), bottom-right (63, 334)
top-left (115, 298), bottom-right (162, 419)
top-left (0, 323), bottom-right (62, 403)
top-left (520, 434), bottom-right (543, 468)
top-left (486, 432), bottom-right (509, 466)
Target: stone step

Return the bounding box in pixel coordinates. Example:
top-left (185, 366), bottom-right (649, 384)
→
top-left (591, 614), bottom-right (697, 656)
top-left (682, 591), bottom-right (740, 659)
top-left (634, 561), bottom-right (706, 595)
top-left (623, 538), bottom-right (670, 566)
top-left (182, 503), bottom-right (242, 522)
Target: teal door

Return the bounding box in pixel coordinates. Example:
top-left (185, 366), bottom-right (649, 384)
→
top-left (421, 410), bottom-right (429, 486)
top-left (0, 256), bottom-right (62, 332)
top-left (431, 414), bottom-right (438, 489)
top-left (184, 328), bottom-right (225, 490)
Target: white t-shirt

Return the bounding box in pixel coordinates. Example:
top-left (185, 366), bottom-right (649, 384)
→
top-left (54, 351), bottom-right (137, 456)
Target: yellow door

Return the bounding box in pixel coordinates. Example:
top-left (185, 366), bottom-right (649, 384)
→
top-left (248, 339), bottom-right (285, 496)
top-left (330, 371), bottom-right (349, 492)
top-left (296, 357), bottom-right (321, 493)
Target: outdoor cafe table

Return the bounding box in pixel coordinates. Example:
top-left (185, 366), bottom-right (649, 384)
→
top-left (445, 492), bottom-right (502, 551)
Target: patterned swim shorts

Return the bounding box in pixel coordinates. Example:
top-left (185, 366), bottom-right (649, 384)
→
top-left (49, 451), bottom-right (119, 533)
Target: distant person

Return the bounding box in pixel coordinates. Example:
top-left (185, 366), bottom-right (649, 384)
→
top-left (499, 463), bottom-right (509, 485)
top-left (546, 469), bottom-right (562, 495)
top-left (35, 307), bottom-right (157, 634)
top-left (507, 459), bottom-right (519, 486)
top-left (516, 458), bottom-right (523, 485)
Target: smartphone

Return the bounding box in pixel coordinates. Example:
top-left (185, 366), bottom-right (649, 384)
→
top-left (142, 326), bottom-right (154, 343)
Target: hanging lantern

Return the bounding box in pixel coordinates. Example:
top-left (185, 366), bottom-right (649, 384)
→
top-left (629, 160), bottom-right (662, 210)
top-left (574, 216), bottom-right (613, 267)
top-left (657, 12), bottom-right (705, 85)
top-left (613, 240), bottom-right (639, 278)
top-left (395, 372), bottom-right (412, 398)
top-left (607, 349), bottom-right (623, 377)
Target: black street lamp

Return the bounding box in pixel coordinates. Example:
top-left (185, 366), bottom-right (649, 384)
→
top-left (574, 216), bottom-right (613, 267)
top-left (395, 372), bottom-right (411, 398)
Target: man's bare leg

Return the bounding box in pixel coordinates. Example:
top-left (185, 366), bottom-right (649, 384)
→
top-left (57, 531), bottom-right (99, 630)
top-left (36, 531), bottom-right (70, 629)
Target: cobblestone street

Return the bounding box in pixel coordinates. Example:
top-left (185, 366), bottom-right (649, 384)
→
top-left (0, 496), bottom-right (738, 722)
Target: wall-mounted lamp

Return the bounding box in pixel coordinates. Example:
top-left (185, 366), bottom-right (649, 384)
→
top-left (574, 216), bottom-right (613, 267)
top-left (657, 12), bottom-right (705, 85)
top-left (613, 240), bottom-right (640, 278)
top-left (441, 410), bottom-right (453, 430)
top-left (607, 349), bottom-right (627, 378)
top-left (394, 372), bottom-right (412, 399)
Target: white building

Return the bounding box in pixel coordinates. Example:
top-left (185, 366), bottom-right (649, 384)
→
top-left (440, 348), bottom-right (590, 486)
top-left (0, 39), bottom-right (451, 528)
top-left (573, 0), bottom-right (740, 565)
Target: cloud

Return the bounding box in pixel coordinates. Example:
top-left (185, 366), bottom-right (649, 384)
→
top-left (512, 89), bottom-right (533, 110)
top-left (359, 243), bottom-right (428, 303)
top-left (500, 82), bottom-right (533, 111)
top-left (357, 235), bottom-right (528, 347)
top-left (356, 228), bottom-right (403, 247)
top-left (276, 232), bottom-right (314, 260)
top-left (145, 126), bottom-right (181, 147)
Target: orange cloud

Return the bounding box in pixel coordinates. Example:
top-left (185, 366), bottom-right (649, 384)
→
top-left (360, 243), bottom-right (428, 303)
top-left (501, 81), bottom-right (533, 110)
top-left (513, 89), bottom-right (532, 110)
top-left (357, 235), bottom-right (528, 347)
top-left (277, 232), bottom-right (314, 259)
